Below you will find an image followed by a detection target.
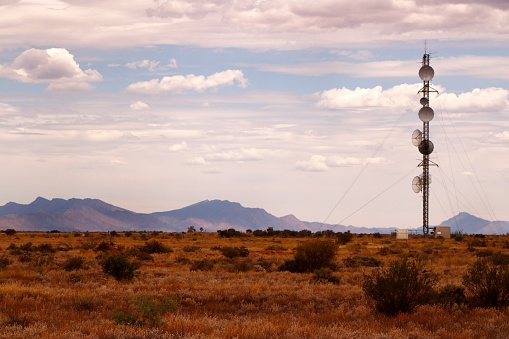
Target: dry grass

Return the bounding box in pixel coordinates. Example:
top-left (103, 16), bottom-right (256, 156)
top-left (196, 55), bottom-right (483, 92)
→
top-left (0, 231), bottom-right (507, 338)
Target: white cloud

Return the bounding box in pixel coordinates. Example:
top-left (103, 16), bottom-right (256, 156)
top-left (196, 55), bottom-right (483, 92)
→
top-left (168, 141), bottom-right (188, 152)
top-left (205, 147), bottom-right (264, 162)
top-left (0, 103), bottom-right (17, 113)
top-left (315, 84), bottom-right (422, 110)
top-left (485, 131), bottom-right (509, 144)
top-left (296, 154), bottom-right (388, 172)
top-left (126, 59), bottom-right (177, 72)
top-left (168, 58), bottom-right (177, 68)
top-left (0, 48), bottom-right (102, 91)
top-left (126, 60), bottom-right (161, 71)
top-left (130, 101), bottom-right (150, 110)
top-left (315, 84), bottom-right (509, 113)
top-left (127, 69), bottom-right (248, 94)
top-left (437, 88), bottom-right (509, 112)
top-left (188, 156), bottom-right (208, 165)
top-left (295, 155), bottom-right (329, 172)
top-left (330, 49), bottom-right (374, 61)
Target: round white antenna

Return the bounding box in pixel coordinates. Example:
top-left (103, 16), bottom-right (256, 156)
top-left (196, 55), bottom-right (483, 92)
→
top-left (420, 97), bottom-right (429, 106)
top-left (412, 176), bottom-right (422, 193)
top-left (419, 65), bottom-right (434, 81)
top-left (412, 129), bottom-right (422, 147)
top-left (418, 107), bottom-right (434, 122)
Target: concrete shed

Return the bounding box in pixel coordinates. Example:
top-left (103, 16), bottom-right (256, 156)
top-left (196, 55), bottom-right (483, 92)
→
top-left (396, 228), bottom-right (409, 240)
top-left (433, 226), bottom-right (451, 239)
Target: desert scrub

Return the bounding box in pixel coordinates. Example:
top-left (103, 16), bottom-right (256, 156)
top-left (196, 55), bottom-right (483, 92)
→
top-left (362, 257), bottom-right (439, 316)
top-left (312, 268), bottom-right (340, 285)
top-left (101, 254), bottom-right (139, 281)
top-left (219, 246), bottom-right (249, 259)
top-left (343, 256), bottom-right (381, 268)
top-left (62, 256), bottom-right (88, 271)
top-left (279, 238), bottom-right (338, 273)
top-left (113, 295), bottom-right (177, 327)
top-left (139, 240), bottom-right (172, 254)
top-left (462, 258), bottom-right (509, 308)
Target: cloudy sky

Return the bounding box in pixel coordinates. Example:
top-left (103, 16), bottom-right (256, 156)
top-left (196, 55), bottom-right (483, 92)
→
top-left (0, 0), bottom-right (508, 229)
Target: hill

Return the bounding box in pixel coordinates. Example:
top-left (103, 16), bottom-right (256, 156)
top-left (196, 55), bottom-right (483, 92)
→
top-left (0, 197), bottom-right (505, 234)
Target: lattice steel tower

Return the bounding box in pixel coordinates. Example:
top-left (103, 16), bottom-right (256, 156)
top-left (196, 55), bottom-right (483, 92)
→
top-left (412, 51), bottom-right (438, 236)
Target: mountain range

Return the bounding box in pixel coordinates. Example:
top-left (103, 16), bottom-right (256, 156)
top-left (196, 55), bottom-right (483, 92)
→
top-left (0, 197), bottom-right (506, 234)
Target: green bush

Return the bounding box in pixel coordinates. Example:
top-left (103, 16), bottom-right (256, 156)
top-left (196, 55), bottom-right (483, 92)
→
top-left (62, 256), bottom-right (88, 271)
top-left (336, 231), bottom-right (354, 245)
top-left (431, 284), bottom-right (467, 307)
top-left (113, 295), bottom-right (176, 327)
top-left (140, 240), bottom-right (172, 254)
top-left (4, 229), bottom-right (16, 236)
top-left (311, 268), bottom-right (340, 284)
top-left (343, 256), bottom-right (381, 268)
top-left (219, 246), bottom-right (249, 259)
top-left (190, 259), bottom-right (215, 271)
top-left (279, 239), bottom-right (337, 273)
top-left (362, 258), bottom-right (439, 316)
top-left (462, 258), bottom-right (509, 308)
top-left (101, 254), bottom-right (139, 281)
top-left (183, 245), bottom-right (201, 253)
top-left (0, 256), bottom-right (12, 270)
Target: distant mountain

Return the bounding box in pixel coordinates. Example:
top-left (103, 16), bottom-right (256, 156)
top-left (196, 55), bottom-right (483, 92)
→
top-left (0, 198), bottom-right (345, 232)
top-left (0, 197), bottom-right (505, 234)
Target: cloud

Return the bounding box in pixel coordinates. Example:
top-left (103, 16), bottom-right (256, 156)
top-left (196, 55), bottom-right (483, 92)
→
top-left (437, 88), bottom-right (509, 112)
top-left (127, 69), bottom-right (248, 94)
top-left (315, 84), bottom-right (509, 113)
top-left (0, 48), bottom-right (102, 91)
top-left (330, 49), bottom-right (374, 61)
top-left (130, 101), bottom-right (150, 110)
top-left (125, 59), bottom-right (177, 71)
top-left (295, 155), bottom-right (329, 172)
top-left (168, 141), bottom-right (188, 152)
top-left (0, 103), bottom-right (17, 113)
top-left (188, 156), bottom-right (208, 165)
top-left (296, 154), bottom-right (388, 172)
top-left (484, 131), bottom-right (509, 144)
top-left (126, 60), bottom-right (161, 71)
top-left (314, 84), bottom-right (422, 110)
top-left (205, 147), bottom-right (264, 162)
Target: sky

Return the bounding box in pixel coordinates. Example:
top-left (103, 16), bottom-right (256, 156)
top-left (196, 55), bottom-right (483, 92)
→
top-left (0, 0), bottom-right (508, 229)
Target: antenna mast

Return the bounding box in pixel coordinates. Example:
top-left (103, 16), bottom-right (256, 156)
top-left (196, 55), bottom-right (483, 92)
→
top-left (412, 48), bottom-right (438, 236)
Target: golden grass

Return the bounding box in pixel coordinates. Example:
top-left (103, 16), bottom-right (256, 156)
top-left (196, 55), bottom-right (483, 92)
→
top-left (0, 231), bottom-right (507, 337)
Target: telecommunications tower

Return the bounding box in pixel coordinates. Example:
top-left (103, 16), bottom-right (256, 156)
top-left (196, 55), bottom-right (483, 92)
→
top-left (412, 50), bottom-right (438, 236)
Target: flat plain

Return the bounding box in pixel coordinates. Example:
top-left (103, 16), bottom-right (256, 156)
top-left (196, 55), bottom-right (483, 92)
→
top-left (0, 230), bottom-right (508, 338)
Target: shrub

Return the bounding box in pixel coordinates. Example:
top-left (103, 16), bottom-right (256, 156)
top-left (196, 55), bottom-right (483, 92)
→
top-left (279, 239), bottom-right (337, 273)
top-left (312, 268), bottom-right (340, 285)
top-left (431, 284), bottom-right (467, 307)
top-left (4, 229), bottom-right (16, 236)
top-left (0, 256), bottom-right (12, 270)
top-left (62, 256), bottom-right (88, 271)
top-left (343, 256), bottom-right (381, 268)
top-left (336, 231), bottom-right (353, 245)
top-left (362, 258), bottom-right (439, 316)
top-left (175, 255), bottom-right (192, 264)
top-left (36, 243), bottom-right (55, 253)
top-left (462, 258), bottom-right (509, 308)
top-left (219, 246), bottom-right (249, 259)
top-left (113, 295), bottom-right (177, 327)
top-left (183, 245), bottom-right (201, 253)
top-left (95, 240), bottom-right (114, 252)
top-left (101, 254), bottom-right (139, 281)
top-left (265, 245), bottom-right (287, 251)
top-left (190, 259), bottom-right (215, 271)
top-left (140, 240), bottom-right (172, 254)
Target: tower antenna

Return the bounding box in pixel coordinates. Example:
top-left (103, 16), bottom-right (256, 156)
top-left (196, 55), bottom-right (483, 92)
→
top-left (412, 46), bottom-right (439, 236)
